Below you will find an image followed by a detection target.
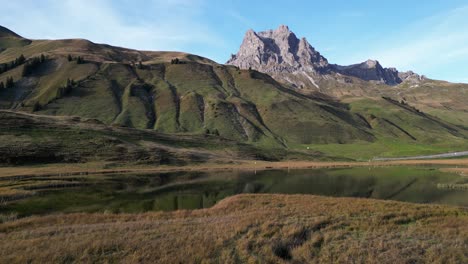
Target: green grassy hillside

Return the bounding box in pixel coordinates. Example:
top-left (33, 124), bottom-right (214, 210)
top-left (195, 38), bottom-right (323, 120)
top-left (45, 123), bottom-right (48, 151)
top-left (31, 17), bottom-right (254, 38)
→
top-left (0, 110), bottom-right (328, 165)
top-left (0, 26), bottom-right (467, 160)
top-left (0, 51), bottom-right (379, 147)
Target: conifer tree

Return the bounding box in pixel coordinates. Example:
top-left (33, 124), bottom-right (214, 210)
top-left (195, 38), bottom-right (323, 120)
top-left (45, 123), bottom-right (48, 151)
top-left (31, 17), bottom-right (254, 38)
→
top-left (19, 54), bottom-right (26, 64)
top-left (6, 77), bottom-right (14, 88)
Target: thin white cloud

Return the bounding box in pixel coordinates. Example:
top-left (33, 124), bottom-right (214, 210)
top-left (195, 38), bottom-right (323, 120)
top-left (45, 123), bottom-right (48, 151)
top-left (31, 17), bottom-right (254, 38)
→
top-left (0, 0), bottom-right (226, 52)
top-left (343, 5), bottom-right (468, 76)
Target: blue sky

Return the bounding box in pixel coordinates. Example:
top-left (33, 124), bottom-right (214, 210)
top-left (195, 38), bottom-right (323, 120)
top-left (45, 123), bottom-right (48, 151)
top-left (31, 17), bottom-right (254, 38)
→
top-left (1, 0), bottom-right (467, 83)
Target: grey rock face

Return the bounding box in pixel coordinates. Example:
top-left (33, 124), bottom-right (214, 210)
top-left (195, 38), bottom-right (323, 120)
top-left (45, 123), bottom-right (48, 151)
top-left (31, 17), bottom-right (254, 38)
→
top-left (398, 71), bottom-right (426, 83)
top-left (333, 60), bottom-right (403, 85)
top-left (227, 25), bottom-right (329, 74)
top-left (227, 25), bottom-right (424, 87)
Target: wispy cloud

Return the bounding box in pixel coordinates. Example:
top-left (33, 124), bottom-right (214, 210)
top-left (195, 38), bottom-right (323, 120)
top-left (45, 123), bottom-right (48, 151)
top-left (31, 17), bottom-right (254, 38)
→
top-left (0, 0), bottom-right (226, 52)
top-left (343, 5), bottom-right (468, 80)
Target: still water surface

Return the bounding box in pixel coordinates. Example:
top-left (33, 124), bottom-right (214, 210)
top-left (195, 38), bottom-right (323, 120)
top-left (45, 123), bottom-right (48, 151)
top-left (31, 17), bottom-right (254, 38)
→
top-left (2, 166), bottom-right (467, 216)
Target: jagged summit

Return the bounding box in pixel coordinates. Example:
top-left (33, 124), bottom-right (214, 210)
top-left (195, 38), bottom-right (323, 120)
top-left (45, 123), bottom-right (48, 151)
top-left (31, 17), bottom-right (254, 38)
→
top-left (363, 59), bottom-right (379, 68)
top-left (334, 59), bottom-right (400, 85)
top-left (228, 25), bottom-right (424, 87)
top-left (227, 25), bottom-right (328, 75)
top-left (334, 59), bottom-right (425, 85)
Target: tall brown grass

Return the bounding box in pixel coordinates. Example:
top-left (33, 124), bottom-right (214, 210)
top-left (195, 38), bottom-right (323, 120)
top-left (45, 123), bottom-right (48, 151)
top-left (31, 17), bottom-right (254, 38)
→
top-left (0, 194), bottom-right (466, 263)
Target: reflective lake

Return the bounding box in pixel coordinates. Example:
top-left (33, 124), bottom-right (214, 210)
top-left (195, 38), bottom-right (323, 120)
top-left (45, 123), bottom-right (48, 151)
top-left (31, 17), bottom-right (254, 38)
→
top-left (1, 166), bottom-right (467, 217)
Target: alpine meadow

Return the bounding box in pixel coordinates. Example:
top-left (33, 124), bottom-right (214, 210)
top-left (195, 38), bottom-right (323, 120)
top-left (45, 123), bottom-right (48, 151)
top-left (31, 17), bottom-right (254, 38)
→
top-left (0, 1), bottom-right (467, 263)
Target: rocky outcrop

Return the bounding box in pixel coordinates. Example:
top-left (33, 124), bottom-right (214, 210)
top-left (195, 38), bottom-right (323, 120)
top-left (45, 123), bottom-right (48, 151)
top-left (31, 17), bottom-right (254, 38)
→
top-left (227, 25), bottom-right (328, 75)
top-left (333, 60), bottom-right (401, 85)
top-left (398, 70), bottom-right (426, 83)
top-left (227, 25), bottom-right (425, 88)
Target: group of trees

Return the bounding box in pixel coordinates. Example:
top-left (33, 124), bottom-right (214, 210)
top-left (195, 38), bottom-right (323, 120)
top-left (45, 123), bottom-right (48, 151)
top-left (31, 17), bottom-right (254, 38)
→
top-left (56, 78), bottom-right (75, 98)
top-left (31, 78), bottom-right (76, 112)
top-left (134, 58), bottom-right (185, 69)
top-left (205, 128), bottom-right (220, 136)
top-left (0, 54), bottom-right (27, 74)
top-left (0, 77), bottom-right (14, 89)
top-left (22, 54), bottom-right (47, 77)
top-left (67, 54), bottom-right (85, 64)
top-left (171, 58), bottom-right (185, 65)
top-left (0, 54), bottom-right (48, 89)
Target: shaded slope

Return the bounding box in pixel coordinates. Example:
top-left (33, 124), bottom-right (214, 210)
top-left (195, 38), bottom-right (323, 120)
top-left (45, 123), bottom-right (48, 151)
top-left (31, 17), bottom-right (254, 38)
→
top-left (0, 110), bottom-right (326, 165)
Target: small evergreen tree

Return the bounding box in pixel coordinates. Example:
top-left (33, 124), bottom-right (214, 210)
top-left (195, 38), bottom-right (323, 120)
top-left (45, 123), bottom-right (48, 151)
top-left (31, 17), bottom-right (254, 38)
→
top-left (67, 54), bottom-right (73, 62)
top-left (18, 54), bottom-right (26, 64)
top-left (32, 102), bottom-right (41, 112)
top-left (40, 54), bottom-right (46, 63)
top-left (21, 64), bottom-right (29, 77)
top-left (138, 61), bottom-right (143, 69)
top-left (6, 77), bottom-right (14, 88)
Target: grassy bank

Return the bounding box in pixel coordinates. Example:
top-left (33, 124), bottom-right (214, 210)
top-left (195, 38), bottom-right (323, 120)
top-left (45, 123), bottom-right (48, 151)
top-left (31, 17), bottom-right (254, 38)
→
top-left (0, 194), bottom-right (466, 263)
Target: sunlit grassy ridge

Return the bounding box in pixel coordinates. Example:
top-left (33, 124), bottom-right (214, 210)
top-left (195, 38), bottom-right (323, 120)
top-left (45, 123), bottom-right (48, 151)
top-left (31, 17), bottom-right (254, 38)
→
top-left (0, 194), bottom-right (466, 263)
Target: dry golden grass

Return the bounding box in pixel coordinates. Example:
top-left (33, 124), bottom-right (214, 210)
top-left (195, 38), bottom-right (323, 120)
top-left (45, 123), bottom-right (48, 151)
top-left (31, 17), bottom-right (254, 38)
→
top-left (0, 194), bottom-right (466, 263)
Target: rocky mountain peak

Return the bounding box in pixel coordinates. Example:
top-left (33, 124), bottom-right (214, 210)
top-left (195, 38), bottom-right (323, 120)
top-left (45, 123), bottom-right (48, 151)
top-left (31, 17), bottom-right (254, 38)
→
top-left (228, 25), bottom-right (424, 88)
top-left (227, 25), bottom-right (328, 74)
top-left (277, 24), bottom-right (290, 32)
top-left (363, 59), bottom-right (379, 68)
